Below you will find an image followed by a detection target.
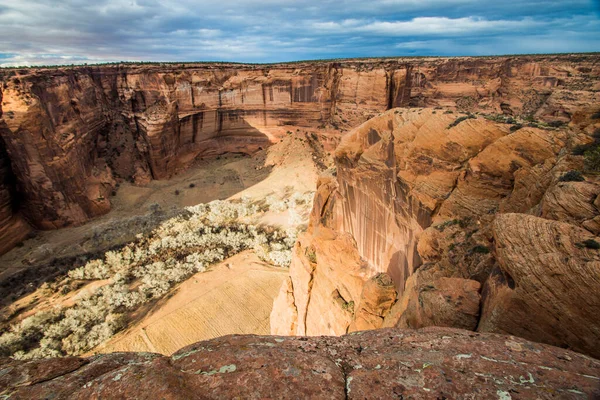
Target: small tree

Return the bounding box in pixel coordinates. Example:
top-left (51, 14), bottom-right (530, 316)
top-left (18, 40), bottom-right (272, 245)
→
top-left (559, 170), bottom-right (585, 182)
top-left (584, 146), bottom-right (600, 172)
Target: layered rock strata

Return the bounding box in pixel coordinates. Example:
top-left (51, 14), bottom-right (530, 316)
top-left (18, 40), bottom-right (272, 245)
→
top-left (0, 54), bottom-right (598, 254)
top-left (272, 107), bottom-right (600, 359)
top-left (1, 327), bottom-right (599, 399)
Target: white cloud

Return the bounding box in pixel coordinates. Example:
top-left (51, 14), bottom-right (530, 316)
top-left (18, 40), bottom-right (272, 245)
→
top-left (313, 16), bottom-right (544, 36)
top-left (0, 0), bottom-right (597, 65)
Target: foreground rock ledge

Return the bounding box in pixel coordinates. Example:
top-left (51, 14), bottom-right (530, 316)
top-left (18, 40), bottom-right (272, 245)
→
top-left (1, 328), bottom-right (599, 399)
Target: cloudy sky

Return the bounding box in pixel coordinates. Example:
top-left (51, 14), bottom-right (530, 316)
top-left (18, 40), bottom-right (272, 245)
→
top-left (0, 0), bottom-right (599, 66)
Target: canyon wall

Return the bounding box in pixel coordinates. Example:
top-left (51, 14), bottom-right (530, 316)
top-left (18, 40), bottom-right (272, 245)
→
top-left (0, 54), bottom-right (598, 254)
top-left (272, 107), bottom-right (600, 359)
top-left (0, 136), bottom-right (30, 254)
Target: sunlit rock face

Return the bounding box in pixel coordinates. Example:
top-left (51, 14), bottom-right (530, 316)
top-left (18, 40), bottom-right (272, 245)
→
top-left (272, 106), bottom-right (600, 359)
top-left (335, 114), bottom-right (433, 289)
top-left (273, 109), bottom-right (506, 336)
top-left (0, 66), bottom-right (332, 234)
top-left (0, 54), bottom-right (598, 251)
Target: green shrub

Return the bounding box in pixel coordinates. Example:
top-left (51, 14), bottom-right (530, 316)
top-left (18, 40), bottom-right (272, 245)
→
top-left (584, 146), bottom-right (600, 172)
top-left (471, 245), bottom-right (490, 254)
top-left (435, 218), bottom-right (471, 232)
top-left (305, 247), bottom-right (317, 264)
top-left (572, 131), bottom-right (600, 156)
top-left (341, 300), bottom-right (355, 314)
top-left (510, 124), bottom-right (523, 132)
top-left (573, 143), bottom-right (595, 156)
top-left (458, 217), bottom-right (472, 229)
top-left (547, 120), bottom-right (565, 128)
top-left (559, 170), bottom-right (585, 182)
top-left (447, 114), bottom-right (476, 129)
top-left (581, 239), bottom-right (600, 250)
top-left (435, 219), bottom-right (460, 231)
top-left (484, 114), bottom-right (506, 123)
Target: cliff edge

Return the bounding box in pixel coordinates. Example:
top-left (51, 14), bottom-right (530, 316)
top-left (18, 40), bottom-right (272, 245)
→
top-left (272, 107), bottom-right (600, 359)
top-left (1, 327), bottom-right (599, 399)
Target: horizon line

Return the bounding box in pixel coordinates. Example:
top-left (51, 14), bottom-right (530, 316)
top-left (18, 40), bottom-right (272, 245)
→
top-left (1, 51), bottom-right (599, 70)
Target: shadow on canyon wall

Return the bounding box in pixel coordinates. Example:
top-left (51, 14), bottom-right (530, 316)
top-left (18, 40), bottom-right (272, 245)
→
top-left (0, 116), bottom-right (275, 311)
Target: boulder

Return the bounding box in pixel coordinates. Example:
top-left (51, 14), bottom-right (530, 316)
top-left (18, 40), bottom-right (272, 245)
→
top-left (383, 272), bottom-right (481, 331)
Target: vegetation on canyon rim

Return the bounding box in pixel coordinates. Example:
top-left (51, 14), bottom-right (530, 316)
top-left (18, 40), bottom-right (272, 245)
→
top-left (0, 193), bottom-right (312, 360)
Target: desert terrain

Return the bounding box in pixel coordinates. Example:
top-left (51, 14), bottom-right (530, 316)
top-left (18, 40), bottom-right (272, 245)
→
top-left (0, 55), bottom-right (599, 398)
top-left (0, 131), bottom-right (330, 358)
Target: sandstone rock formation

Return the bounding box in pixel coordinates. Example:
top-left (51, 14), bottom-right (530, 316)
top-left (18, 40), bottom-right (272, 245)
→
top-left (1, 327), bottom-right (599, 399)
top-left (272, 107), bottom-right (600, 359)
top-left (0, 55), bottom-right (598, 254)
top-left (348, 273), bottom-right (397, 333)
top-left (383, 274), bottom-right (481, 331)
top-left (479, 214), bottom-right (600, 358)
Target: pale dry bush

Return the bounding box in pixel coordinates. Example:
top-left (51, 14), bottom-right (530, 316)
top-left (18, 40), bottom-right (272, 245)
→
top-left (265, 192), bottom-right (312, 214)
top-left (2, 193), bottom-right (313, 360)
top-left (265, 195), bottom-right (288, 212)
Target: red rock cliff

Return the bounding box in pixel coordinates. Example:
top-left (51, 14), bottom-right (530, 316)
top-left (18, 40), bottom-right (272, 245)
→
top-left (0, 54), bottom-right (598, 252)
top-left (272, 106), bottom-right (600, 359)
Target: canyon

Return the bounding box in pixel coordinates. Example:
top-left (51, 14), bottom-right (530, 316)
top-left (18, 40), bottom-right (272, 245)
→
top-left (1, 54), bottom-right (600, 397)
top-left (1, 54), bottom-right (598, 256)
top-left (270, 107), bottom-right (600, 361)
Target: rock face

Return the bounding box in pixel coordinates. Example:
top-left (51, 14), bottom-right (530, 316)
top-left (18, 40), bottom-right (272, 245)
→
top-left (479, 214), bottom-right (600, 357)
top-left (383, 275), bottom-right (481, 331)
top-left (272, 107), bottom-right (600, 359)
top-left (1, 327), bottom-right (599, 399)
top-left (0, 136), bottom-right (30, 254)
top-left (0, 55), bottom-right (598, 253)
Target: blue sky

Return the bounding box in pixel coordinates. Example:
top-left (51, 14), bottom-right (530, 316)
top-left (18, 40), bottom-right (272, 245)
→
top-left (0, 0), bottom-right (599, 66)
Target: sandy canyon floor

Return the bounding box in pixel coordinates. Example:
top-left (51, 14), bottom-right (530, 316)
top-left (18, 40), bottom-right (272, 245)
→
top-left (0, 127), bottom-right (334, 356)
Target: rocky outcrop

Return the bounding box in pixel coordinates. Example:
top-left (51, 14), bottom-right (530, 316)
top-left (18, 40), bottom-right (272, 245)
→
top-left (272, 107), bottom-right (600, 359)
top-left (479, 214), bottom-right (600, 358)
top-left (383, 274), bottom-right (481, 331)
top-left (348, 273), bottom-right (397, 333)
top-left (2, 327), bottom-right (599, 399)
top-left (0, 54), bottom-right (598, 254)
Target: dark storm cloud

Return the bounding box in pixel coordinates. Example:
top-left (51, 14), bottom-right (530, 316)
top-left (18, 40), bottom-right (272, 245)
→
top-left (0, 0), bottom-right (598, 66)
